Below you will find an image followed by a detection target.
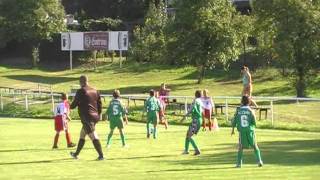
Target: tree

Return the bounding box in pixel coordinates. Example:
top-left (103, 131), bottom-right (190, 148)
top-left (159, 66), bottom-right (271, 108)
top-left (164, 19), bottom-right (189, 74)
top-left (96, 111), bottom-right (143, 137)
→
top-left (129, 0), bottom-right (168, 63)
top-left (0, 0), bottom-right (66, 67)
top-left (253, 0), bottom-right (320, 97)
top-left (167, 0), bottom-right (251, 83)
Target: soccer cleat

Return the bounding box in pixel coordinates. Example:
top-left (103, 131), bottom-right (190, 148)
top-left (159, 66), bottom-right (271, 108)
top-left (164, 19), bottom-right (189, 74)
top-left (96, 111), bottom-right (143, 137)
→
top-left (96, 156), bottom-right (104, 161)
top-left (67, 143), bottom-right (76, 148)
top-left (182, 151), bottom-right (189, 155)
top-left (194, 150), bottom-right (201, 156)
top-left (106, 144), bottom-right (111, 149)
top-left (235, 164), bottom-right (242, 168)
top-left (147, 134), bottom-right (150, 138)
top-left (70, 152), bottom-right (78, 159)
top-left (122, 144), bottom-right (129, 148)
top-left (52, 145), bottom-right (58, 149)
top-left (258, 161), bottom-right (263, 167)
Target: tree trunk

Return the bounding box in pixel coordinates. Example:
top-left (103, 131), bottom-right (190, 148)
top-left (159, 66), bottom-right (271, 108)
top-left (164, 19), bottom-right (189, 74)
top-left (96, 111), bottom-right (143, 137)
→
top-left (296, 67), bottom-right (306, 97)
top-left (197, 65), bottom-right (205, 84)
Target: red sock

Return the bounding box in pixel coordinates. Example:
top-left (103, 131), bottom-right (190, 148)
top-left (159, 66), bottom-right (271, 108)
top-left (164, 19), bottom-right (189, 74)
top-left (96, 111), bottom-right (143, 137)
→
top-left (209, 120), bottom-right (212, 131)
top-left (65, 131), bottom-right (71, 144)
top-left (53, 134), bottom-right (59, 146)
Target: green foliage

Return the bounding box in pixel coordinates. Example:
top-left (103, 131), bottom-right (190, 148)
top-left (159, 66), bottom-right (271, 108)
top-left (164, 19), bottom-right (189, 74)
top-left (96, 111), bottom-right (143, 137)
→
top-left (253, 0), bottom-right (320, 97)
top-left (167, 0), bottom-right (252, 83)
top-left (129, 0), bottom-right (168, 63)
top-left (0, 0), bottom-right (66, 44)
top-left (82, 17), bottom-right (123, 31)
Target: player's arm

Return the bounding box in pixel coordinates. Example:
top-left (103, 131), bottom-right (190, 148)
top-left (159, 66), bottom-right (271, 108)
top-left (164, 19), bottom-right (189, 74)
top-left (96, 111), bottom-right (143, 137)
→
top-left (250, 109), bottom-right (257, 127)
top-left (70, 90), bottom-right (81, 109)
top-left (231, 110), bottom-right (238, 136)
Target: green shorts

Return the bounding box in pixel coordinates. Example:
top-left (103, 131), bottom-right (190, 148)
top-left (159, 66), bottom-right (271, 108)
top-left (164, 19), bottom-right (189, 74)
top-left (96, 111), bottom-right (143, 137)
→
top-left (110, 119), bottom-right (124, 130)
top-left (147, 112), bottom-right (158, 125)
top-left (239, 131), bottom-right (256, 149)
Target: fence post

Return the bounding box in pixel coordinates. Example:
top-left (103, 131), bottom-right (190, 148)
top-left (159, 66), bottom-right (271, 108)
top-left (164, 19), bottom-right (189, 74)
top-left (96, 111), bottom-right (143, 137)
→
top-left (0, 90), bottom-right (3, 111)
top-left (25, 94), bottom-right (29, 111)
top-left (184, 97), bottom-right (188, 114)
top-left (225, 98), bottom-right (229, 122)
top-left (38, 84), bottom-right (41, 94)
top-left (270, 100), bottom-right (274, 126)
top-left (51, 94), bottom-right (55, 113)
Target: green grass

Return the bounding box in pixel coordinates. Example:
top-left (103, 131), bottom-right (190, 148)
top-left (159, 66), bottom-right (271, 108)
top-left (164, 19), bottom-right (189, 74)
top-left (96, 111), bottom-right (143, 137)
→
top-left (0, 62), bottom-right (319, 132)
top-left (0, 118), bottom-right (319, 179)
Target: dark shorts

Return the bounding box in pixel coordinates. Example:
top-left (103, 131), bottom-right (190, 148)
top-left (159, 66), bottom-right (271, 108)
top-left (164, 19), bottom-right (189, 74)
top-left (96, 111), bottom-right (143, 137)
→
top-left (82, 121), bottom-right (96, 134)
top-left (189, 118), bottom-right (201, 135)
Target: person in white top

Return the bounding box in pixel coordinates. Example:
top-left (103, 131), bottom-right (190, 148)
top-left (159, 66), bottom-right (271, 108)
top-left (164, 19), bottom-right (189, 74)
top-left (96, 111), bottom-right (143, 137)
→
top-left (52, 93), bottom-right (76, 149)
top-left (200, 89), bottom-right (215, 131)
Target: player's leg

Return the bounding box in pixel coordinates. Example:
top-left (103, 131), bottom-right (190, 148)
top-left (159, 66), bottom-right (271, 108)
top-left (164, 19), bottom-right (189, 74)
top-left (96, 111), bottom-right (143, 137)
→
top-left (53, 131), bottom-right (60, 149)
top-left (236, 144), bottom-right (243, 168)
top-left (106, 128), bottom-right (115, 148)
top-left (70, 127), bottom-right (87, 159)
top-left (146, 118), bottom-right (151, 138)
top-left (87, 123), bottom-right (104, 160)
top-left (65, 122), bottom-right (76, 147)
top-left (119, 128), bottom-right (126, 147)
top-left (152, 114), bottom-right (159, 139)
top-left (252, 133), bottom-right (263, 167)
top-left (183, 127), bottom-right (192, 154)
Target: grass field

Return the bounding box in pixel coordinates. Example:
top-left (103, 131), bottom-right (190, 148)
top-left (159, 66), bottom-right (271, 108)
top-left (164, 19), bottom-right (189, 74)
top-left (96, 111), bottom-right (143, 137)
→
top-left (0, 62), bottom-right (320, 132)
top-left (0, 118), bottom-right (319, 179)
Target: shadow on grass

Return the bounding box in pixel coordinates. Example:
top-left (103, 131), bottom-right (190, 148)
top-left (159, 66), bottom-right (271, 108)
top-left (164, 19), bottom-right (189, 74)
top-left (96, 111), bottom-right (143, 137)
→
top-left (254, 86), bottom-right (295, 97)
top-left (164, 139), bottom-right (320, 167)
top-left (3, 75), bottom-right (78, 85)
top-left (0, 158), bottom-right (71, 166)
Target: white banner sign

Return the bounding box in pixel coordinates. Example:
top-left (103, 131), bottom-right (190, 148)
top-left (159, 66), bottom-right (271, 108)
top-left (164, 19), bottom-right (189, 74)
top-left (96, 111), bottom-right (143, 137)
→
top-left (61, 31), bottom-right (128, 51)
top-left (108, 31), bottom-right (129, 51)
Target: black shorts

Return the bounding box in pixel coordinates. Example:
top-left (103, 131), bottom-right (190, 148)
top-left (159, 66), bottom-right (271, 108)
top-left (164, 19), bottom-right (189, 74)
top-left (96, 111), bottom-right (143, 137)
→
top-left (82, 121), bottom-right (96, 134)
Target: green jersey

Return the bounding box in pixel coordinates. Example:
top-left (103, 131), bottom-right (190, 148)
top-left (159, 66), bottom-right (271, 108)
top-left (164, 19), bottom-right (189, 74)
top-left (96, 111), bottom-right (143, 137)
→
top-left (107, 98), bottom-right (126, 122)
top-left (191, 98), bottom-right (203, 120)
top-left (145, 96), bottom-right (160, 117)
top-left (232, 106), bottom-right (256, 132)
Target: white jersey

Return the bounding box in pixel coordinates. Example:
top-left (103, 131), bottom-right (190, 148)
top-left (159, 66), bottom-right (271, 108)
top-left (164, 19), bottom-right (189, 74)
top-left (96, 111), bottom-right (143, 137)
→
top-left (201, 97), bottom-right (214, 110)
top-left (54, 102), bottom-right (67, 116)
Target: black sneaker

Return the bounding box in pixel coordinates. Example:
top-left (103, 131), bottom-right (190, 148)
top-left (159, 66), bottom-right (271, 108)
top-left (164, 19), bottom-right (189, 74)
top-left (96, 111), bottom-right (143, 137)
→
top-left (258, 161), bottom-right (263, 167)
top-left (194, 150), bottom-right (201, 156)
top-left (97, 156), bottom-right (104, 161)
top-left (70, 152), bottom-right (78, 159)
top-left (52, 145), bottom-right (58, 149)
top-left (235, 164), bottom-right (242, 168)
top-left (67, 143), bottom-right (76, 148)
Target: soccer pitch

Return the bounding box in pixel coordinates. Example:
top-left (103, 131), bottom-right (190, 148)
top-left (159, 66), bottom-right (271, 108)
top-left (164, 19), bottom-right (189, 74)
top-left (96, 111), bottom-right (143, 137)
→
top-left (0, 118), bottom-right (319, 180)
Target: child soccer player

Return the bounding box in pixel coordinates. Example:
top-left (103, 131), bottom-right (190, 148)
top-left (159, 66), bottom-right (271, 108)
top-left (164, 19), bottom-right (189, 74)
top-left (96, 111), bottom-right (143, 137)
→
top-left (145, 89), bottom-right (161, 139)
top-left (182, 90), bottom-right (203, 155)
top-left (155, 91), bottom-right (168, 129)
top-left (106, 90), bottom-right (128, 148)
top-left (201, 89), bottom-right (215, 131)
top-left (52, 93), bottom-right (76, 149)
top-left (231, 95), bottom-right (263, 168)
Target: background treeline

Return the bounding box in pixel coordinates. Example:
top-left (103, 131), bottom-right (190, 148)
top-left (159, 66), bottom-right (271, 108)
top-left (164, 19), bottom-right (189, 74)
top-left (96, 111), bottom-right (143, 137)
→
top-left (0, 0), bottom-right (320, 97)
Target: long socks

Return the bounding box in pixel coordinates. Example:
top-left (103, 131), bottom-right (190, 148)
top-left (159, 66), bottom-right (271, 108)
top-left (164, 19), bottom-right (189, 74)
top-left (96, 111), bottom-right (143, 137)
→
top-left (74, 139), bottom-right (85, 156)
top-left (92, 139), bottom-right (103, 158)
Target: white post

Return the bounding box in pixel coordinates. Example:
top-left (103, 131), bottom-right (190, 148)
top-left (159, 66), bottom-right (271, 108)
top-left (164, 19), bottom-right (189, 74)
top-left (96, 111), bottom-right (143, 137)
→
top-left (0, 90), bottom-right (3, 111)
top-left (119, 50), bottom-right (122, 68)
top-left (184, 97), bottom-right (188, 114)
top-left (25, 94), bottom-right (29, 111)
top-left (70, 50), bottom-right (73, 71)
top-left (271, 100), bottom-right (274, 126)
top-left (51, 94), bottom-right (55, 113)
top-left (38, 84), bottom-right (40, 93)
top-left (225, 98), bottom-right (229, 121)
